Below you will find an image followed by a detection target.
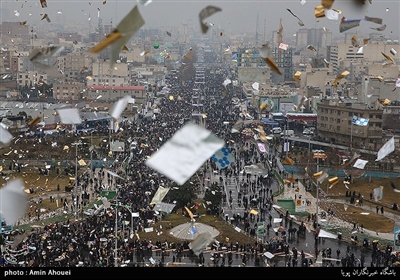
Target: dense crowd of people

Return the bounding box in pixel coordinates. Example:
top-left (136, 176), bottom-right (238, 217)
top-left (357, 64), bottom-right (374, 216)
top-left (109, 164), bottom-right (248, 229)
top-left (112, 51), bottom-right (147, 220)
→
top-left (1, 56), bottom-right (400, 268)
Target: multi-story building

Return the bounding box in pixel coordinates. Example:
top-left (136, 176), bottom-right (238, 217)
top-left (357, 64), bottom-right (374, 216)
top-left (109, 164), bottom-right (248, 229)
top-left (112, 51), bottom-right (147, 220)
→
top-left (53, 82), bottom-right (85, 101)
top-left (295, 28), bottom-right (333, 49)
top-left (327, 41), bottom-right (400, 75)
top-left (17, 71), bottom-right (48, 88)
top-left (271, 46), bottom-right (294, 83)
top-left (89, 61), bottom-right (130, 87)
top-left (85, 85), bottom-right (146, 107)
top-left (0, 22), bottom-right (30, 41)
top-left (57, 52), bottom-right (92, 82)
top-left (317, 99), bottom-right (383, 150)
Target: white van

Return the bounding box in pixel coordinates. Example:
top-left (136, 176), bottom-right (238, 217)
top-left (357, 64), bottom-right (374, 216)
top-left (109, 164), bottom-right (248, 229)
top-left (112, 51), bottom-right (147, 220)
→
top-left (280, 130), bottom-right (294, 137)
top-left (272, 127), bottom-right (282, 134)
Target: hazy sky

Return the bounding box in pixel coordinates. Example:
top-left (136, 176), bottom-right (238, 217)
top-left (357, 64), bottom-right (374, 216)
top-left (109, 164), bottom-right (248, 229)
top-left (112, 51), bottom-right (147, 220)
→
top-left (1, 0), bottom-right (399, 39)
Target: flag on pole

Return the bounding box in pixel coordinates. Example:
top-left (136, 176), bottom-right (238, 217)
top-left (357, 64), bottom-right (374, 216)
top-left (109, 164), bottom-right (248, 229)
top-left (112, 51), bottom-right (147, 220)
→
top-left (211, 147), bottom-right (235, 169)
top-left (352, 116), bottom-right (369, 126)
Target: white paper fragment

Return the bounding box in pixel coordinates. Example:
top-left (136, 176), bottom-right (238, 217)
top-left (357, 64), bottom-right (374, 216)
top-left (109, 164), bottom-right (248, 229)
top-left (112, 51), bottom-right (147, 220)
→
top-left (0, 179), bottom-right (27, 225)
top-left (145, 123), bottom-right (224, 185)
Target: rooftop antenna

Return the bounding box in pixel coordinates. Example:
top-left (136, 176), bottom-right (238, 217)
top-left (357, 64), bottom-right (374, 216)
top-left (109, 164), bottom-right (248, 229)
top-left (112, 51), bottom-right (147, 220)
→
top-left (255, 12), bottom-right (259, 45)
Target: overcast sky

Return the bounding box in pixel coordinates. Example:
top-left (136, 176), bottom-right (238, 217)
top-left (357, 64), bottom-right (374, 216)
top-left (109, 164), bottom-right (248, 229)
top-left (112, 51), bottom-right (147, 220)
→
top-left (1, 0), bottom-right (399, 39)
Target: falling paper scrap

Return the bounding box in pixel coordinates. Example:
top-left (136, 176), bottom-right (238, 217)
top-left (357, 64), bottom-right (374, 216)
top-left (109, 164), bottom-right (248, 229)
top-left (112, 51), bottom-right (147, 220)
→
top-left (314, 5), bottom-right (325, 18)
top-left (189, 232), bottom-right (214, 256)
top-left (90, 5), bottom-right (145, 68)
top-left (376, 136), bottom-right (394, 162)
top-left (373, 186), bottom-right (383, 201)
top-left (56, 107), bottom-right (82, 124)
top-left (0, 125), bottom-right (13, 145)
top-left (41, 13), bottom-right (51, 22)
top-left (390, 182), bottom-right (400, 193)
top-left (137, 0), bottom-right (152, 6)
top-left (109, 95), bottom-right (131, 119)
top-left (199, 6), bottom-right (222, 34)
top-left (364, 15), bottom-right (382, 25)
top-left (307, 45), bottom-right (317, 52)
top-left (294, 96), bottom-right (307, 112)
top-left (286, 9), bottom-right (304, 26)
top-left (324, 9), bottom-right (340, 20)
top-left (259, 44), bottom-right (270, 58)
top-left (381, 52), bottom-right (394, 62)
top-left (279, 43), bottom-right (288, 50)
top-left (0, 178), bottom-right (27, 225)
top-left (263, 57), bottom-right (282, 75)
top-left (28, 46), bottom-right (64, 77)
top-left (333, 70), bottom-right (350, 89)
top-left (339, 17), bottom-right (361, 33)
top-left (353, 159), bottom-right (368, 169)
top-left (294, 71), bottom-right (301, 82)
top-left (140, 50), bottom-right (151, 56)
top-left (371, 24), bottom-right (386, 31)
top-left (145, 123), bottom-right (224, 185)
top-left (351, 36), bottom-right (359, 47)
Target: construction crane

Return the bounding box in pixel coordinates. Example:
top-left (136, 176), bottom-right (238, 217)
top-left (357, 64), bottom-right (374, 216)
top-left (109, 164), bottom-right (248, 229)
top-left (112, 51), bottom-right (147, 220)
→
top-left (277, 18), bottom-right (283, 65)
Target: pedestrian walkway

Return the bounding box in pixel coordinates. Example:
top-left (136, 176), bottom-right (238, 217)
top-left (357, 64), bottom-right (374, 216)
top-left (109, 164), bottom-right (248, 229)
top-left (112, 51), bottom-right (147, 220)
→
top-left (277, 180), bottom-right (395, 242)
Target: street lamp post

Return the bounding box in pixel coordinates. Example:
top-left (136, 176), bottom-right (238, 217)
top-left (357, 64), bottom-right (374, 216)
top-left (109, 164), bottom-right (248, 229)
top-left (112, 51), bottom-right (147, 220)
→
top-left (122, 204), bottom-right (135, 237)
top-left (315, 157), bottom-right (320, 225)
top-left (115, 197), bottom-right (118, 267)
top-left (350, 121), bottom-right (353, 151)
top-left (72, 141), bottom-right (82, 218)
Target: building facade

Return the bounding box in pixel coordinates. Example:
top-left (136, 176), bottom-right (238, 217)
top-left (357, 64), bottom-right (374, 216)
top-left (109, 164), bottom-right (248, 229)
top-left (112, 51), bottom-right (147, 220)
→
top-left (85, 85), bottom-right (146, 107)
top-left (317, 99), bottom-right (383, 150)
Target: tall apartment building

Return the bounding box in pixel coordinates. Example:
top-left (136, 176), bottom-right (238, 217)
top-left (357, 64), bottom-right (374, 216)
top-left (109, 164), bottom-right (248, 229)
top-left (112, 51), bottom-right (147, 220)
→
top-left (0, 22), bottom-right (30, 40)
top-left (57, 52), bottom-right (92, 82)
top-left (317, 99), bottom-right (383, 150)
top-left (295, 28), bottom-right (333, 49)
top-left (271, 46), bottom-right (294, 83)
top-left (85, 85), bottom-right (146, 106)
top-left (17, 71), bottom-right (48, 88)
top-left (236, 47), bottom-right (266, 67)
top-left (327, 41), bottom-right (400, 75)
top-left (235, 46), bottom-right (293, 83)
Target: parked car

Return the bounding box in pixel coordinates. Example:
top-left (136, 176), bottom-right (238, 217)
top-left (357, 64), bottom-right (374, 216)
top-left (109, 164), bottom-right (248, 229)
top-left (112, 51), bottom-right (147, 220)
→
top-left (280, 129), bottom-right (294, 137)
top-left (272, 127), bottom-right (282, 134)
top-left (303, 129), bottom-right (313, 135)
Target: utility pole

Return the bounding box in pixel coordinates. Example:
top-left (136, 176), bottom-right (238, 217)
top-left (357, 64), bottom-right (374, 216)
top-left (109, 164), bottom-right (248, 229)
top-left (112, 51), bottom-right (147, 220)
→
top-left (115, 195), bottom-right (118, 267)
top-left (72, 141), bottom-right (82, 219)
